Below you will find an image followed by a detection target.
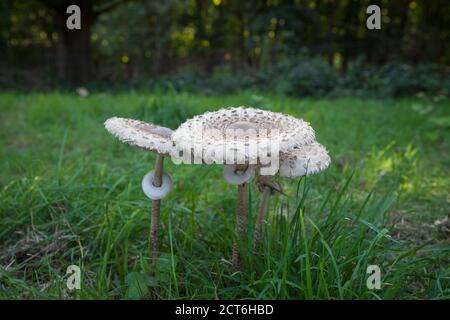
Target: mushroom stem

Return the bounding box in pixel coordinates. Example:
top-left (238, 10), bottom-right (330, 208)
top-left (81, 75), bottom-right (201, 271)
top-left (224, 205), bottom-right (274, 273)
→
top-left (149, 153), bottom-right (164, 265)
top-left (253, 185), bottom-right (271, 252)
top-left (232, 182), bottom-right (249, 269)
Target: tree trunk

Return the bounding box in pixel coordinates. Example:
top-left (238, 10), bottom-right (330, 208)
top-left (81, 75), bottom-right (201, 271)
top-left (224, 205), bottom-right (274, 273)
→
top-left (53, 0), bottom-right (95, 85)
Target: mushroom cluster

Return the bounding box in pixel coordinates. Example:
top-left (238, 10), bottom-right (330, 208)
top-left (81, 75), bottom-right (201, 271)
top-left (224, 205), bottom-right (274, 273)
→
top-left (104, 106), bottom-right (330, 270)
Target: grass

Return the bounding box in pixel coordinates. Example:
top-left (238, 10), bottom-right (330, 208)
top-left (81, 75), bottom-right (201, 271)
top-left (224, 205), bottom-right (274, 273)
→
top-left (0, 91), bottom-right (449, 299)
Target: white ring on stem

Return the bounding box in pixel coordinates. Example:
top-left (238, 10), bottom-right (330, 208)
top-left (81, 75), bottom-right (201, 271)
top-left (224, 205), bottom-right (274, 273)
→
top-left (142, 171), bottom-right (173, 200)
top-left (223, 165), bottom-right (255, 185)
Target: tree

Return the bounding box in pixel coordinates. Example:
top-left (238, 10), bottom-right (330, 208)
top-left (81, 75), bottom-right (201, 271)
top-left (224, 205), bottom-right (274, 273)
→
top-left (41, 0), bottom-right (129, 84)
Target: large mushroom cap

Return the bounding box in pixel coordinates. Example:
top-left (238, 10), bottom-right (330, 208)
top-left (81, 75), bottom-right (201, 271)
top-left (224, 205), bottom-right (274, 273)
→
top-left (104, 117), bottom-right (174, 155)
top-left (279, 142), bottom-right (331, 177)
top-left (172, 107), bottom-right (315, 164)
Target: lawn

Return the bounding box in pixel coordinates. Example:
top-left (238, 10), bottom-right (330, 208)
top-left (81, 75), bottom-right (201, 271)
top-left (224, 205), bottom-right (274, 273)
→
top-left (0, 92), bottom-right (448, 299)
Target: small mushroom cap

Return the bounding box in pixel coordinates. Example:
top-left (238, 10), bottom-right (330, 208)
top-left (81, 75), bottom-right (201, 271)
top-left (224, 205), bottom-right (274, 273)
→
top-left (172, 106), bottom-right (316, 165)
top-left (279, 142), bottom-right (331, 177)
top-left (104, 117), bottom-right (174, 155)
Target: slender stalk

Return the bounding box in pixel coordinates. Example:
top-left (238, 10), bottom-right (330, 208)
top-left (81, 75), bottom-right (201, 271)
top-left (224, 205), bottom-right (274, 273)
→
top-left (232, 182), bottom-right (248, 269)
top-left (149, 154), bottom-right (164, 266)
top-left (253, 185), bottom-right (271, 252)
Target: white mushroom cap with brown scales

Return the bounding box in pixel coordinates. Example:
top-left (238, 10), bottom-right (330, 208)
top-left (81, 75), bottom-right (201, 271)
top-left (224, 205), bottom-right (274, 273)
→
top-left (104, 117), bottom-right (174, 155)
top-left (171, 106), bottom-right (316, 165)
top-left (279, 142), bottom-right (331, 178)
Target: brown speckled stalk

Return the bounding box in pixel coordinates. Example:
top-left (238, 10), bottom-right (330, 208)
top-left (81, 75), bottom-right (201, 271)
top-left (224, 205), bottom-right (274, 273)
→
top-left (232, 182), bottom-right (248, 269)
top-left (253, 185), bottom-right (271, 252)
top-left (149, 154), bottom-right (164, 266)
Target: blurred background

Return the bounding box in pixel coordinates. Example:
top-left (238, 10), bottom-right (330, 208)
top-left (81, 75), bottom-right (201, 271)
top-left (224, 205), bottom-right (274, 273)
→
top-left (1, 0), bottom-right (449, 96)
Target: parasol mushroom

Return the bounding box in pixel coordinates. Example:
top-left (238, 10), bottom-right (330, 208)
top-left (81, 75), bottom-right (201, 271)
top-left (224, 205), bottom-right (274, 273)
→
top-left (278, 142), bottom-right (331, 178)
top-left (104, 117), bottom-right (174, 266)
top-left (253, 142), bottom-right (331, 250)
top-left (171, 107), bottom-right (316, 268)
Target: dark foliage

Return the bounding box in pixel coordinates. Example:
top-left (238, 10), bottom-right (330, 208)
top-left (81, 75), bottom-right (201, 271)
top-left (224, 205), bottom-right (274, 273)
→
top-left (0, 0), bottom-right (449, 89)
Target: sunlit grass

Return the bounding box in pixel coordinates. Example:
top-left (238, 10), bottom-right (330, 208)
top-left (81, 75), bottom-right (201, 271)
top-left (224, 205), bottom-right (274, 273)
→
top-left (0, 92), bottom-right (448, 299)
